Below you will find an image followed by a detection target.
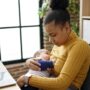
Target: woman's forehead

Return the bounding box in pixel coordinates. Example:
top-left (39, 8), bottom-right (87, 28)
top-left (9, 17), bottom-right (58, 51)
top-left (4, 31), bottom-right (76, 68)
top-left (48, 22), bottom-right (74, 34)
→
top-left (44, 22), bottom-right (58, 32)
top-left (44, 27), bottom-right (56, 36)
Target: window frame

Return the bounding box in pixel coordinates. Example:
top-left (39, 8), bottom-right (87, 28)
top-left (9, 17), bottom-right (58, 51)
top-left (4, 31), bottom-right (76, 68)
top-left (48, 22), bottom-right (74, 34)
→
top-left (0, 0), bottom-right (44, 65)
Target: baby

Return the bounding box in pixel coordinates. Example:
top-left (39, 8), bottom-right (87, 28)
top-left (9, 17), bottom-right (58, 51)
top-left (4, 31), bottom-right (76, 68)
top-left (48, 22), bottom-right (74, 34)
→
top-left (25, 49), bottom-right (53, 77)
top-left (17, 49), bottom-right (54, 89)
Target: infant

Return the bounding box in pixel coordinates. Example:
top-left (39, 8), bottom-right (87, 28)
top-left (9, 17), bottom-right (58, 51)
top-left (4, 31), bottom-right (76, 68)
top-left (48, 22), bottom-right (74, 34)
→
top-left (25, 49), bottom-right (53, 77)
top-left (17, 49), bottom-right (54, 88)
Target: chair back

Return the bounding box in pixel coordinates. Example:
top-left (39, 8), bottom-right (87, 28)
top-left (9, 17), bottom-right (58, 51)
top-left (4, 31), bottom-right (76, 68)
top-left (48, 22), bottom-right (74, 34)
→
top-left (81, 68), bottom-right (90, 90)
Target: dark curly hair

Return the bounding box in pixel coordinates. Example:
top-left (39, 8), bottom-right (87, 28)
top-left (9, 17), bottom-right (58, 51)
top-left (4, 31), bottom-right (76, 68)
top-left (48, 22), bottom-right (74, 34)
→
top-left (43, 0), bottom-right (70, 26)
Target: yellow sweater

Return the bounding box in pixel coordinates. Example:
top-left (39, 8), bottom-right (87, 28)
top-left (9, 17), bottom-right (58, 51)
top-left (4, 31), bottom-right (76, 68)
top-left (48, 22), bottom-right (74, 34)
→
top-left (29, 31), bottom-right (90, 90)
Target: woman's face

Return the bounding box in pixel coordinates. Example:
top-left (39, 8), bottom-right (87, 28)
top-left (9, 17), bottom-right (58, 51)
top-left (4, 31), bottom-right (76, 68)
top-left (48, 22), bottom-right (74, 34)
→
top-left (44, 21), bottom-right (71, 46)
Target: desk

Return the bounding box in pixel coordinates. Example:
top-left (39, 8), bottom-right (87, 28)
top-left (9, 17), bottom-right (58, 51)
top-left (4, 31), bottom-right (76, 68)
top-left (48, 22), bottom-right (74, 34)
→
top-left (0, 61), bottom-right (21, 90)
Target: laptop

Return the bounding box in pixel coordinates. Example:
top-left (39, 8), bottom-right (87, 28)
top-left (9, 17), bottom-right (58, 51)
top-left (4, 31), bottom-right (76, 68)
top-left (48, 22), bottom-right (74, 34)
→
top-left (0, 71), bottom-right (16, 88)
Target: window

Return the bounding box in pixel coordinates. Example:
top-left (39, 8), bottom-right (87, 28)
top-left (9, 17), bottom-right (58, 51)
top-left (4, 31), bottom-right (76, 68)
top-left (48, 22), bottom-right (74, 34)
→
top-left (0, 0), bottom-right (43, 63)
top-left (83, 19), bottom-right (90, 44)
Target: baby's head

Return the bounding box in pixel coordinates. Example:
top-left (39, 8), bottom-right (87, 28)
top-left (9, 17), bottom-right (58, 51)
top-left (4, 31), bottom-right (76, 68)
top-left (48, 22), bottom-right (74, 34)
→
top-left (34, 49), bottom-right (50, 60)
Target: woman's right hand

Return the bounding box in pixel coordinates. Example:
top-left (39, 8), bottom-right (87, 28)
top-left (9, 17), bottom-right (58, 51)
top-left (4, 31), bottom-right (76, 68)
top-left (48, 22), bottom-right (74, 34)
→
top-left (25, 59), bottom-right (41, 71)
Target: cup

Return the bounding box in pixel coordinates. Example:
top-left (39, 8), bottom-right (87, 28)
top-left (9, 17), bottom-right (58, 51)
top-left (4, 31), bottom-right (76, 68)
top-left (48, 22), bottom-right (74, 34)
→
top-left (0, 71), bottom-right (5, 81)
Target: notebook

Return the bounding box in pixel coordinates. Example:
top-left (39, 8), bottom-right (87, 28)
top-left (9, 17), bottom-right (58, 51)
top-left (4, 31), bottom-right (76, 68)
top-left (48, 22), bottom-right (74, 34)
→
top-left (0, 71), bottom-right (16, 88)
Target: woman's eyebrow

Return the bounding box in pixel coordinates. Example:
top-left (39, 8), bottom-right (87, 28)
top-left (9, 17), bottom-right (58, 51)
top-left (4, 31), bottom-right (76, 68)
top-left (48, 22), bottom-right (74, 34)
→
top-left (48, 33), bottom-right (53, 36)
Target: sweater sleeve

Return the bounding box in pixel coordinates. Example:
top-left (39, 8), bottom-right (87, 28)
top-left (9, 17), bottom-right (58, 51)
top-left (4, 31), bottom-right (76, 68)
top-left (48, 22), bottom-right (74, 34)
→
top-left (29, 42), bottom-right (89, 89)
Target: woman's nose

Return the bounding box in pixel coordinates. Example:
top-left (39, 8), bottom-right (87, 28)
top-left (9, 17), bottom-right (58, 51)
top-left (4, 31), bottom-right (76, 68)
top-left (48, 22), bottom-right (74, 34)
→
top-left (49, 37), bottom-right (53, 44)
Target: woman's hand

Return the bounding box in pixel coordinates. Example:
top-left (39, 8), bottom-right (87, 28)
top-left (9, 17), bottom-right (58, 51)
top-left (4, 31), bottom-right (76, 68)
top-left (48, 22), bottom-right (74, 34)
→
top-left (17, 75), bottom-right (25, 87)
top-left (25, 59), bottom-right (41, 71)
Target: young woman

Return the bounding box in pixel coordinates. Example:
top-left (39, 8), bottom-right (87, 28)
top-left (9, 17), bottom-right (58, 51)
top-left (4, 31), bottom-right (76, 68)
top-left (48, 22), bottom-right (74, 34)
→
top-left (17, 0), bottom-right (90, 90)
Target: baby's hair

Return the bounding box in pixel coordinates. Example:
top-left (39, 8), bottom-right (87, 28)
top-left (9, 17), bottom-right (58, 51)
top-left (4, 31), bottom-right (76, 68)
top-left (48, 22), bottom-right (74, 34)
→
top-left (33, 49), bottom-right (50, 58)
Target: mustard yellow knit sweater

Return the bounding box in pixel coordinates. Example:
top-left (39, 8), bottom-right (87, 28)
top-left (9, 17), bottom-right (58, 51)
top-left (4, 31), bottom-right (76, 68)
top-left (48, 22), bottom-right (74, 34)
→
top-left (29, 31), bottom-right (90, 90)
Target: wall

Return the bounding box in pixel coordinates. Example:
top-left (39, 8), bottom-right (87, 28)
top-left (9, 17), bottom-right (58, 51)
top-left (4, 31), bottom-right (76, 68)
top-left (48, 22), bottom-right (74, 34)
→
top-left (5, 62), bottom-right (28, 80)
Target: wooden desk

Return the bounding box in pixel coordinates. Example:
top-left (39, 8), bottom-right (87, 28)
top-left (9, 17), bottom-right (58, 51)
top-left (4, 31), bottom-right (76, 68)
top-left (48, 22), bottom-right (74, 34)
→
top-left (0, 61), bottom-right (21, 90)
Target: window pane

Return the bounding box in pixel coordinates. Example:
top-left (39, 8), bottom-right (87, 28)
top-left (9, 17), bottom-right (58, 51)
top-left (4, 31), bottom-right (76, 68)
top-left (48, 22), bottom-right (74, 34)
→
top-left (83, 20), bottom-right (90, 44)
top-left (0, 0), bottom-right (19, 27)
top-left (22, 27), bottom-right (40, 58)
top-left (0, 29), bottom-right (21, 61)
top-left (20, 0), bottom-right (39, 26)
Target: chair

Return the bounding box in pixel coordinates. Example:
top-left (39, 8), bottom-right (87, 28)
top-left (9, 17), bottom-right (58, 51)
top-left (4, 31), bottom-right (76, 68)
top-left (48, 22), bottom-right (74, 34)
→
top-left (81, 68), bottom-right (90, 90)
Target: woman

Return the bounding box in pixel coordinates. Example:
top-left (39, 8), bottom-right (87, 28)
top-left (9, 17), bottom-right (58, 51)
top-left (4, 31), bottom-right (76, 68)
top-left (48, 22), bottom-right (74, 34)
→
top-left (17, 0), bottom-right (90, 90)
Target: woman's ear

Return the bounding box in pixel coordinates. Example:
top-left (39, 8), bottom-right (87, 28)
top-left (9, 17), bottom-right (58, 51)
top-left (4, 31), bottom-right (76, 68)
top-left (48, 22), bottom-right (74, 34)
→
top-left (65, 22), bottom-right (71, 33)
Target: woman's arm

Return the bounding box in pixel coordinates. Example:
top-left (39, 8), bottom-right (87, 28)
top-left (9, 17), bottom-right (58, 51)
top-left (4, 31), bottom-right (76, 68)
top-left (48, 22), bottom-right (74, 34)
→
top-left (28, 42), bottom-right (90, 90)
